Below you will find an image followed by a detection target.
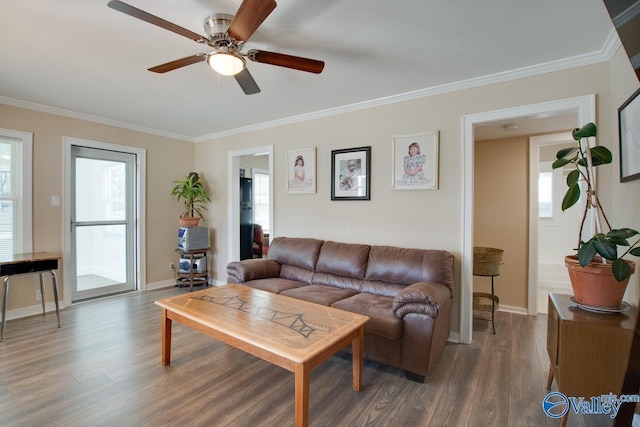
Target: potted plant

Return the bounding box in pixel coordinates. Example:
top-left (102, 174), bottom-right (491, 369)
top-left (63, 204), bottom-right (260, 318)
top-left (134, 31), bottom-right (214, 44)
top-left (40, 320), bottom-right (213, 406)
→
top-left (170, 172), bottom-right (211, 227)
top-left (553, 122), bottom-right (640, 308)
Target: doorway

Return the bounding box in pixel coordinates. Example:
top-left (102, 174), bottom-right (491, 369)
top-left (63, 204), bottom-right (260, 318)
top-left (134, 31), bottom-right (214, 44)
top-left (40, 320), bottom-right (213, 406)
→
top-left (227, 145), bottom-right (274, 262)
top-left (529, 133), bottom-right (578, 313)
top-left (461, 94), bottom-right (595, 343)
top-left (63, 138), bottom-right (146, 305)
top-left (70, 146), bottom-right (135, 301)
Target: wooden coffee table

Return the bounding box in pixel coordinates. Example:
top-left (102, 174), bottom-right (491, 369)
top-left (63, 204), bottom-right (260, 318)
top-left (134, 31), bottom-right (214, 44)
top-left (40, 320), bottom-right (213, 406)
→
top-left (155, 284), bottom-right (369, 427)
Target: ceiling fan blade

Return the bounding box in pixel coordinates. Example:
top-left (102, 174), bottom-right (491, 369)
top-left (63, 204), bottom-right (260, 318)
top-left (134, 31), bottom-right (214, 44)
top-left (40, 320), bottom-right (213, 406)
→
top-left (247, 50), bottom-right (324, 74)
top-left (227, 0), bottom-right (277, 42)
top-left (234, 68), bottom-right (261, 95)
top-left (107, 0), bottom-right (208, 44)
top-left (148, 54), bottom-right (207, 73)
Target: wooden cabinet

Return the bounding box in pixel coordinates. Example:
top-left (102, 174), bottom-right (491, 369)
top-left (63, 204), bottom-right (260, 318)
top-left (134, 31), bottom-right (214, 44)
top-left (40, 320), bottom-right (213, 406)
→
top-left (546, 292), bottom-right (636, 399)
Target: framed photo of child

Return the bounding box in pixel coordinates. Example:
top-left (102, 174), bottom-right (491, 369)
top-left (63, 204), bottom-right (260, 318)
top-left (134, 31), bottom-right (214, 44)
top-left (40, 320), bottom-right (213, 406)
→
top-left (286, 147), bottom-right (316, 194)
top-left (331, 146), bottom-right (371, 201)
top-left (392, 131), bottom-right (439, 190)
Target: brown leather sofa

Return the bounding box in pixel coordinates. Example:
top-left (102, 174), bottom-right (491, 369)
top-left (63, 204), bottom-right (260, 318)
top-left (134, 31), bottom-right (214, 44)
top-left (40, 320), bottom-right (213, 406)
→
top-left (226, 237), bottom-right (454, 382)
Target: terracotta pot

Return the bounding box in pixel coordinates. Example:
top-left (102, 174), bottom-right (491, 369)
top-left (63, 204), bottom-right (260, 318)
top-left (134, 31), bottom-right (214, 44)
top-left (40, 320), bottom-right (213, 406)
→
top-left (178, 217), bottom-right (200, 227)
top-left (565, 255), bottom-right (635, 309)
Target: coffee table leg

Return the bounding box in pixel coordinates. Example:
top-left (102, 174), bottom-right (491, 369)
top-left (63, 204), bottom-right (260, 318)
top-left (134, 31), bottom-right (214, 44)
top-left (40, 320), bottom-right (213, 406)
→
top-left (161, 308), bottom-right (172, 365)
top-left (352, 326), bottom-right (364, 391)
top-left (294, 363), bottom-right (310, 427)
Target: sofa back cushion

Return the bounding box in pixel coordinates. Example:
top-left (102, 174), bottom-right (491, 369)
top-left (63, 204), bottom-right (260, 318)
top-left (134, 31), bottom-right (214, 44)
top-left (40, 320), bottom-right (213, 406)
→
top-left (313, 241), bottom-right (371, 291)
top-left (316, 241), bottom-right (371, 279)
top-left (364, 246), bottom-right (454, 290)
top-left (267, 237), bottom-right (323, 284)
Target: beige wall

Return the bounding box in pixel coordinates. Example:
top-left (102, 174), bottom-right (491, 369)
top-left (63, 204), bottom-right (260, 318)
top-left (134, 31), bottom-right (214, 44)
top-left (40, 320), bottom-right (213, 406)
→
top-left (473, 136), bottom-right (528, 309)
top-left (1, 47), bottom-right (638, 336)
top-left (607, 48), bottom-right (640, 305)
top-left (196, 48), bottom-right (640, 336)
top-left (0, 105), bottom-right (192, 310)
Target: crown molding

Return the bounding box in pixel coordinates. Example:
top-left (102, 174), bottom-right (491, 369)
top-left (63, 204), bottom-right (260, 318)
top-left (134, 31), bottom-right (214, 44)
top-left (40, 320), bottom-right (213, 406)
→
top-left (0, 96), bottom-right (195, 142)
top-left (1, 30), bottom-right (621, 144)
top-left (611, 0), bottom-right (640, 27)
top-left (197, 31), bottom-right (621, 142)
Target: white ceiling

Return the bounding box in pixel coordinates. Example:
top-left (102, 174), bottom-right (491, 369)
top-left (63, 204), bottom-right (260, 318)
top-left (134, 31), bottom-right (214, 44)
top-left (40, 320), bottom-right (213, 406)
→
top-left (0, 0), bottom-right (616, 142)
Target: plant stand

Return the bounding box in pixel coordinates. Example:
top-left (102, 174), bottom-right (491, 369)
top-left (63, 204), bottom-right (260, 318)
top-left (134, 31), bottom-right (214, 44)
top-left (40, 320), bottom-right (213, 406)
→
top-left (473, 273), bottom-right (499, 334)
top-left (175, 248), bottom-right (210, 292)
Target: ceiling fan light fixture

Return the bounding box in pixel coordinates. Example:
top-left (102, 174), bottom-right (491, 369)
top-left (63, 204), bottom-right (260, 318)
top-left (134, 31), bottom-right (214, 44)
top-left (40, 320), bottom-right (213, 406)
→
top-left (208, 52), bottom-right (245, 76)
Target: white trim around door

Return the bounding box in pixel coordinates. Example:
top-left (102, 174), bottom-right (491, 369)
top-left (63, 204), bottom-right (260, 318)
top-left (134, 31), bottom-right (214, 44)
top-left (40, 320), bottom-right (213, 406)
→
top-left (460, 94), bottom-right (595, 344)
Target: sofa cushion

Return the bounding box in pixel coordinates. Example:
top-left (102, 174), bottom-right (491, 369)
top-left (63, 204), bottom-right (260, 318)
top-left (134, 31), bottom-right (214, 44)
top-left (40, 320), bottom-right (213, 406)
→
top-left (268, 237), bottom-right (323, 271)
top-left (364, 246), bottom-right (454, 290)
top-left (281, 285), bottom-right (358, 306)
top-left (280, 265), bottom-right (315, 284)
top-left (315, 241), bottom-right (371, 279)
top-left (331, 293), bottom-right (402, 341)
top-left (312, 273), bottom-right (364, 293)
top-left (240, 278), bottom-right (303, 294)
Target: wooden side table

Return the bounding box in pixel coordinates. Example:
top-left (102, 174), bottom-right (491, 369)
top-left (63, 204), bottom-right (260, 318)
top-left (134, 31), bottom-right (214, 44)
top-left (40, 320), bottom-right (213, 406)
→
top-left (0, 252), bottom-right (62, 342)
top-left (175, 248), bottom-right (209, 292)
top-left (546, 292), bottom-right (636, 426)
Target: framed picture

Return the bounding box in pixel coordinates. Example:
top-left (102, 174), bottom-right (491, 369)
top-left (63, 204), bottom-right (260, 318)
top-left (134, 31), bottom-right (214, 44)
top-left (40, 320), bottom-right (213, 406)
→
top-left (619, 87), bottom-right (640, 182)
top-left (286, 147), bottom-right (316, 194)
top-left (392, 131), bottom-right (439, 190)
top-left (331, 146), bottom-right (371, 200)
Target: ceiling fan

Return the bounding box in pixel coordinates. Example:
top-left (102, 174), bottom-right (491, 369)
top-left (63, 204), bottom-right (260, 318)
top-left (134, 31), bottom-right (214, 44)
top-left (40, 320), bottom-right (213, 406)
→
top-left (107, 0), bottom-right (325, 95)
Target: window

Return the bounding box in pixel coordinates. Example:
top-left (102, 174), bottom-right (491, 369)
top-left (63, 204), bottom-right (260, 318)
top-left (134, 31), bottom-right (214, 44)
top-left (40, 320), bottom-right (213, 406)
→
top-left (538, 171), bottom-right (553, 218)
top-left (538, 161), bottom-right (564, 224)
top-left (0, 129), bottom-right (33, 255)
top-left (252, 169), bottom-right (270, 233)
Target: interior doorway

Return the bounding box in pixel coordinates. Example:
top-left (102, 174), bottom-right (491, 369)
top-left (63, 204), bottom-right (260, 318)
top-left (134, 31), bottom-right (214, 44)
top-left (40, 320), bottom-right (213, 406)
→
top-left (529, 133), bottom-right (579, 314)
top-left (460, 94), bottom-right (595, 344)
top-left (227, 145), bottom-right (274, 262)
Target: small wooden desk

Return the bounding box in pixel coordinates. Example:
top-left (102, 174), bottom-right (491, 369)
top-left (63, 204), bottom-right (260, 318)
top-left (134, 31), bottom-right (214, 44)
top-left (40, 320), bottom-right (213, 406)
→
top-left (0, 252), bottom-right (62, 342)
top-left (156, 284), bottom-right (369, 427)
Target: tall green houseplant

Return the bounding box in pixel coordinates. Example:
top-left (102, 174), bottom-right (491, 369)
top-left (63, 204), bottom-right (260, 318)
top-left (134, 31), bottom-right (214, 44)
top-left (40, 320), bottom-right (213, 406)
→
top-left (170, 172), bottom-right (211, 220)
top-left (552, 123), bottom-right (639, 307)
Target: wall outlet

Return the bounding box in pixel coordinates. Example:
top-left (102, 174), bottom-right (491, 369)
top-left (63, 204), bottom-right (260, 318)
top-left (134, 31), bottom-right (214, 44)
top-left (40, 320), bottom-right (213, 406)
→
top-left (169, 263), bottom-right (175, 270)
top-left (35, 290), bottom-right (42, 301)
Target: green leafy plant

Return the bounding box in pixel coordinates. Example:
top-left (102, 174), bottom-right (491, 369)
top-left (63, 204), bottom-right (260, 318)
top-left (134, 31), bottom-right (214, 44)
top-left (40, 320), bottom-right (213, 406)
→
top-left (170, 172), bottom-right (211, 219)
top-left (552, 122), bottom-right (640, 281)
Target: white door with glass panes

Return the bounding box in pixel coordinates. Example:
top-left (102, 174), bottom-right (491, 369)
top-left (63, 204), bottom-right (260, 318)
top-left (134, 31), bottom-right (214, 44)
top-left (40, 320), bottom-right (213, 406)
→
top-left (70, 146), bottom-right (136, 301)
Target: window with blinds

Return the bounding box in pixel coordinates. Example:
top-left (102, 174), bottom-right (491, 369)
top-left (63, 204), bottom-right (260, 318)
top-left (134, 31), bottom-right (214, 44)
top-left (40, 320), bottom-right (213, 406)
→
top-left (0, 129), bottom-right (33, 255)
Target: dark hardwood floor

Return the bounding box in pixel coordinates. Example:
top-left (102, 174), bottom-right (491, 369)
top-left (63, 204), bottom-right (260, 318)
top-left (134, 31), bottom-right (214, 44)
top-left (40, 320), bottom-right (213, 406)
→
top-left (0, 287), bottom-right (614, 426)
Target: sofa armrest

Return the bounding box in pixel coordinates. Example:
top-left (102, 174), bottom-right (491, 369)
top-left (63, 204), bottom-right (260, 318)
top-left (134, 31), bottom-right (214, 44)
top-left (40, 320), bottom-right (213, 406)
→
top-left (392, 282), bottom-right (452, 319)
top-left (226, 259), bottom-right (281, 283)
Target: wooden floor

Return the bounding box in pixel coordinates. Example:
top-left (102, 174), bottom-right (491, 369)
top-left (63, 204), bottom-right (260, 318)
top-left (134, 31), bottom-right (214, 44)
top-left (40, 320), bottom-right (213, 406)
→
top-left (0, 287), bottom-right (614, 426)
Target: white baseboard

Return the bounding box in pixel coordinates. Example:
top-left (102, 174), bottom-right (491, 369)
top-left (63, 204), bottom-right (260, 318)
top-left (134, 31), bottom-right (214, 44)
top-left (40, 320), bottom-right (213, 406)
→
top-left (447, 331), bottom-right (460, 343)
top-left (3, 301), bottom-right (65, 322)
top-left (498, 304), bottom-right (529, 315)
top-left (144, 279), bottom-right (176, 291)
